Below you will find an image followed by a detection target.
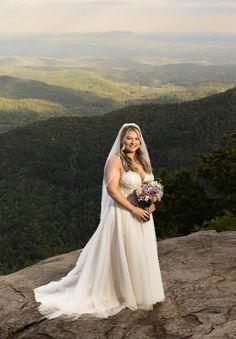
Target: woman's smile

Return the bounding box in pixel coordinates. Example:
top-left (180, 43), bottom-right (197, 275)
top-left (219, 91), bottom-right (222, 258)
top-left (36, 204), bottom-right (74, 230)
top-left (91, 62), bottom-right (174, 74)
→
top-left (123, 130), bottom-right (141, 152)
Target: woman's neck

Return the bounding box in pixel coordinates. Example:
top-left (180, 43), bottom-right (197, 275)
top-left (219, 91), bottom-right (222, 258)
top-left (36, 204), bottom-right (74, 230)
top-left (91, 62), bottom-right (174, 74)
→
top-left (125, 152), bottom-right (136, 161)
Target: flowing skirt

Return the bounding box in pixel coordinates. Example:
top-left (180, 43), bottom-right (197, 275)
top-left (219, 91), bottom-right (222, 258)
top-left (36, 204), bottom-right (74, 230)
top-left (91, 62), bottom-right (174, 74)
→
top-left (34, 202), bottom-right (165, 319)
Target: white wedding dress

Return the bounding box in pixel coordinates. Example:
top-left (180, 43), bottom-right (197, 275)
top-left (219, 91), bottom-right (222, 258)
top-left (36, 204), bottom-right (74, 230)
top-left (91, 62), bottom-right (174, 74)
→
top-left (34, 170), bottom-right (165, 319)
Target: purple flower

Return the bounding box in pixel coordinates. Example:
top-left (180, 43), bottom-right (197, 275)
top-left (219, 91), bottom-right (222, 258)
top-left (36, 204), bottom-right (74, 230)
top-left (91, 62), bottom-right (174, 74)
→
top-left (135, 179), bottom-right (164, 203)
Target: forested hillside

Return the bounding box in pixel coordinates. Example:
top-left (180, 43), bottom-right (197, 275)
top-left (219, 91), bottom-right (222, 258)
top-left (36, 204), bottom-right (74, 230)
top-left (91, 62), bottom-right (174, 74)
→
top-left (0, 75), bottom-right (118, 124)
top-left (0, 88), bottom-right (235, 274)
top-left (1, 32), bottom-right (236, 134)
top-left (0, 73), bottom-right (233, 134)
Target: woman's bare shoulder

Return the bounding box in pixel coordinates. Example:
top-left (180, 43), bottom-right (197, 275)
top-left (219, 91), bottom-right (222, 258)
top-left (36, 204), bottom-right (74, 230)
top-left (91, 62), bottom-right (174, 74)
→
top-left (108, 154), bottom-right (122, 168)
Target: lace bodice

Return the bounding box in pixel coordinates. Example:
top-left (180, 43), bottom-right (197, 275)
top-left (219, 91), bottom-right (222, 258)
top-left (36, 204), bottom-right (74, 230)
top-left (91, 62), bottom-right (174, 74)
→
top-left (120, 170), bottom-right (154, 197)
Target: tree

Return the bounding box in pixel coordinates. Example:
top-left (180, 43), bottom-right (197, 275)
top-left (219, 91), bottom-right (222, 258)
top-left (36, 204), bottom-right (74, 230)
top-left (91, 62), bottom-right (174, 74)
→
top-left (154, 168), bottom-right (213, 238)
top-left (197, 133), bottom-right (236, 213)
top-left (195, 133), bottom-right (236, 232)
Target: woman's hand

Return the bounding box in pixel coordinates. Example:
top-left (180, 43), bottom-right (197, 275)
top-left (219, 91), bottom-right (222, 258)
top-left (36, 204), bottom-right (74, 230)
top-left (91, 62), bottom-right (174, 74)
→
top-left (147, 203), bottom-right (156, 213)
top-left (132, 206), bottom-right (150, 222)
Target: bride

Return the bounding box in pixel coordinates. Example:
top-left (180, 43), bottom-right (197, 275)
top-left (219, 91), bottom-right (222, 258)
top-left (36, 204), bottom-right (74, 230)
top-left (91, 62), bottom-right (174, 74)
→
top-left (34, 122), bottom-right (165, 319)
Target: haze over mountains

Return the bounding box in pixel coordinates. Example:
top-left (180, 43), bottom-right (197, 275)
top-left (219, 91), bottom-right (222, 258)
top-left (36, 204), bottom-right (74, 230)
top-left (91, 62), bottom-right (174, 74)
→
top-left (1, 32), bottom-right (236, 62)
top-left (0, 32), bottom-right (236, 133)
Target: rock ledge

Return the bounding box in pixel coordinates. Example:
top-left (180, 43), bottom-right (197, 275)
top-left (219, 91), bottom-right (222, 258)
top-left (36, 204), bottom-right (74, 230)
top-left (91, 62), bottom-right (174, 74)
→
top-left (0, 230), bottom-right (236, 338)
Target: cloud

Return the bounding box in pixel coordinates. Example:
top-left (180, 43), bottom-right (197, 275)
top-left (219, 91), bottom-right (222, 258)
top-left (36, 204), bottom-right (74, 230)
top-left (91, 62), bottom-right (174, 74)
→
top-left (6, 0), bottom-right (236, 6)
top-left (7, 0), bottom-right (136, 4)
top-left (5, 0), bottom-right (236, 10)
top-left (0, 0), bottom-right (236, 32)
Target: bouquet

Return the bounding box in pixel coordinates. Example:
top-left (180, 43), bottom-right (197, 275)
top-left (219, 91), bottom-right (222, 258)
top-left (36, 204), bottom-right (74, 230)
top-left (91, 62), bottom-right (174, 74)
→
top-left (135, 179), bottom-right (164, 221)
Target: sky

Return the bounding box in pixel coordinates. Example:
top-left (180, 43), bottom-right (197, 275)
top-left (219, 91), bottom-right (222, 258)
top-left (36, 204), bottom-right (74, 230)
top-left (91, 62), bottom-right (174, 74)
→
top-left (1, 0), bottom-right (236, 33)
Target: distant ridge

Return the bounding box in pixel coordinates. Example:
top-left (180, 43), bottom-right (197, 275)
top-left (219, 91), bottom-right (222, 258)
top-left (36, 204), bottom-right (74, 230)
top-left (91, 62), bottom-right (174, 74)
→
top-left (0, 72), bottom-right (235, 133)
top-left (1, 86), bottom-right (236, 171)
top-left (0, 75), bottom-right (118, 115)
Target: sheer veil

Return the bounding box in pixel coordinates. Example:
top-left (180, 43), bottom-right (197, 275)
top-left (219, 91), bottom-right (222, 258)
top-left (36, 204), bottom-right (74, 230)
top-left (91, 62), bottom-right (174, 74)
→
top-left (100, 123), bottom-right (152, 219)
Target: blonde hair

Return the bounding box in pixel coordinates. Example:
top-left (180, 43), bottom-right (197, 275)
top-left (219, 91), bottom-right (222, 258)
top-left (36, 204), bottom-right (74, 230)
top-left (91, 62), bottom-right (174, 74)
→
top-left (120, 126), bottom-right (152, 173)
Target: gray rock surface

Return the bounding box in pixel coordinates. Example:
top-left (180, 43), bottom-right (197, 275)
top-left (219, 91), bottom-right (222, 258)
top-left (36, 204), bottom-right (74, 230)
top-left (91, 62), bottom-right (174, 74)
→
top-left (0, 230), bottom-right (236, 339)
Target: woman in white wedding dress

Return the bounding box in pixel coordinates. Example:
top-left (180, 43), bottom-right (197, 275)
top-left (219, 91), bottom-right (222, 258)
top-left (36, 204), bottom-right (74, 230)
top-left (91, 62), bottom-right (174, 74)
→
top-left (34, 123), bottom-right (165, 319)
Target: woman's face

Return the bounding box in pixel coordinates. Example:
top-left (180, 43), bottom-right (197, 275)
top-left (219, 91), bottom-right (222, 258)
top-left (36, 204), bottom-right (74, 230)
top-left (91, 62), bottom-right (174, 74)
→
top-left (122, 129), bottom-right (141, 154)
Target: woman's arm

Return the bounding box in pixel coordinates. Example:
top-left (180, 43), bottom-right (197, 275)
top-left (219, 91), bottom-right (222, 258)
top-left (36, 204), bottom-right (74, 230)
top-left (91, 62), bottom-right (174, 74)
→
top-left (105, 155), bottom-right (150, 221)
